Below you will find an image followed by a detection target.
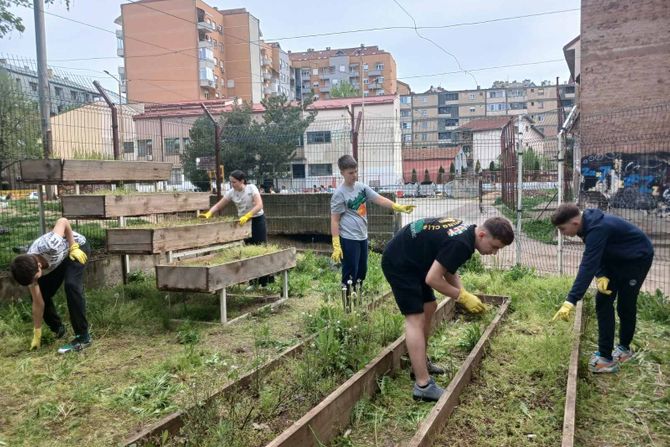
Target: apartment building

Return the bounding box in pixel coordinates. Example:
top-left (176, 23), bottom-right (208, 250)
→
top-left (0, 59), bottom-right (103, 114)
top-left (261, 42), bottom-right (293, 100)
top-left (401, 81), bottom-right (576, 148)
top-left (118, 0), bottom-right (270, 103)
top-left (289, 45), bottom-right (398, 101)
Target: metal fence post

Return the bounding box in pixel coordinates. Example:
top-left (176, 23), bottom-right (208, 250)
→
top-left (516, 115), bottom-right (523, 266)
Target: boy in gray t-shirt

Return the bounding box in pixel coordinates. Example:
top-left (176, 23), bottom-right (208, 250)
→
top-left (330, 155), bottom-right (415, 294)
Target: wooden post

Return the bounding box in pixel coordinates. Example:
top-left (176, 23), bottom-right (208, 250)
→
top-left (119, 216), bottom-right (129, 284)
top-left (283, 270), bottom-right (289, 299)
top-left (220, 288), bottom-right (227, 323)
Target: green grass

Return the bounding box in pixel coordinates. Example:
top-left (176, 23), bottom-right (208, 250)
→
top-left (495, 189), bottom-right (558, 244)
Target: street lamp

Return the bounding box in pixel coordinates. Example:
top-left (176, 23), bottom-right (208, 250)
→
top-left (103, 70), bottom-right (124, 157)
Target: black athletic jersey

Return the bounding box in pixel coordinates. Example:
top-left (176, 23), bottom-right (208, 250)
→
top-left (383, 217), bottom-right (476, 276)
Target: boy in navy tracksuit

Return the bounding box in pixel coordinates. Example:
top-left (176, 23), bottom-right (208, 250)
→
top-left (551, 203), bottom-right (654, 373)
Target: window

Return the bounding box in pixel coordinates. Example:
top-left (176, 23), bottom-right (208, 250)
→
top-left (469, 107), bottom-right (476, 112)
top-left (227, 79), bottom-right (235, 88)
top-left (306, 131), bottom-right (331, 144)
top-left (123, 141), bottom-right (134, 154)
top-left (137, 139), bottom-right (153, 157)
top-left (308, 163), bottom-right (332, 176)
top-left (401, 122), bottom-right (411, 129)
top-left (538, 101), bottom-right (544, 109)
top-left (420, 109), bottom-right (428, 117)
top-left (376, 90), bottom-right (385, 95)
top-left (536, 115), bottom-right (545, 122)
top-left (443, 92), bottom-right (458, 101)
top-left (562, 99), bottom-right (574, 108)
top-left (509, 102), bottom-right (527, 110)
top-left (400, 96), bottom-right (411, 105)
top-left (54, 87), bottom-right (63, 98)
top-left (301, 69), bottom-right (310, 77)
top-left (214, 57), bottom-right (219, 66)
top-left (564, 85), bottom-right (575, 94)
top-left (420, 134), bottom-right (428, 141)
top-left (212, 39), bottom-right (217, 46)
top-left (400, 110), bottom-right (411, 117)
top-left (537, 88), bottom-right (544, 95)
top-left (168, 168), bottom-right (182, 185)
top-left (312, 68), bottom-right (318, 75)
top-left (445, 118), bottom-right (458, 127)
top-left (508, 89), bottom-right (525, 97)
top-left (421, 96), bottom-right (428, 103)
top-left (29, 82), bottom-right (37, 92)
top-left (70, 91), bottom-right (78, 101)
top-left (402, 134), bottom-right (412, 143)
top-left (339, 65), bottom-right (346, 72)
top-left (487, 103), bottom-right (508, 112)
top-left (164, 138), bottom-right (180, 155)
top-left (313, 82), bottom-right (320, 87)
top-left (468, 93), bottom-right (475, 100)
top-left (182, 137), bottom-right (191, 149)
top-left (199, 47), bottom-right (213, 61)
top-left (292, 164), bottom-right (305, 179)
top-left (375, 63), bottom-right (384, 70)
top-left (421, 121), bottom-right (428, 129)
top-left (488, 90), bottom-right (505, 98)
top-left (363, 79), bottom-right (369, 84)
top-left (377, 76), bottom-right (384, 83)
top-left (363, 63), bottom-right (368, 71)
top-left (438, 132), bottom-right (452, 140)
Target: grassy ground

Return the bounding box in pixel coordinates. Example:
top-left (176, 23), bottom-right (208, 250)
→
top-left (0, 251), bottom-right (385, 446)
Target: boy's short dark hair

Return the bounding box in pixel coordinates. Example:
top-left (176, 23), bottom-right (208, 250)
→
top-left (550, 203), bottom-right (581, 226)
top-left (337, 155), bottom-right (357, 171)
top-left (11, 254), bottom-right (38, 286)
top-left (482, 217), bottom-right (515, 245)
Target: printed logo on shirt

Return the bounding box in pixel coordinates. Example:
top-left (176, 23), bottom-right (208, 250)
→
top-left (409, 218), bottom-right (468, 238)
top-left (347, 190), bottom-right (368, 218)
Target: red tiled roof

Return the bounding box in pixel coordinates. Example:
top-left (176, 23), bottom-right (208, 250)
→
top-left (459, 116), bottom-right (513, 132)
top-left (135, 99), bottom-right (264, 119)
top-left (402, 147), bottom-right (461, 161)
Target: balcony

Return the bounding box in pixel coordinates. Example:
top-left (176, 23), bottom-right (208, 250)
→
top-left (199, 78), bottom-right (215, 88)
top-left (198, 40), bottom-right (213, 49)
top-left (263, 72), bottom-right (272, 81)
top-left (115, 29), bottom-right (123, 39)
top-left (349, 72), bottom-right (359, 78)
top-left (199, 58), bottom-right (215, 70)
top-left (117, 47), bottom-right (124, 57)
top-left (262, 56), bottom-right (271, 67)
top-left (367, 82), bottom-right (381, 89)
top-left (368, 69), bottom-right (382, 76)
top-left (197, 20), bottom-right (215, 32)
top-left (264, 86), bottom-right (273, 94)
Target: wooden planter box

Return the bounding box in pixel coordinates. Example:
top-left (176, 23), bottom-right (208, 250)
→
top-left (156, 247), bottom-right (297, 293)
top-left (62, 192), bottom-right (210, 218)
top-left (106, 220), bottom-right (251, 254)
top-left (20, 159), bottom-right (172, 184)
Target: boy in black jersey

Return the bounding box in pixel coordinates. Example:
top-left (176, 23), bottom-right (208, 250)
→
top-left (382, 216), bottom-right (514, 401)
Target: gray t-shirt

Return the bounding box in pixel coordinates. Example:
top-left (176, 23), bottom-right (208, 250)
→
top-left (28, 231), bottom-right (87, 275)
top-left (330, 182), bottom-right (381, 241)
top-left (224, 184), bottom-right (264, 217)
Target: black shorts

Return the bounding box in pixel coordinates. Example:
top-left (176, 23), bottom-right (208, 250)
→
top-left (381, 258), bottom-right (435, 315)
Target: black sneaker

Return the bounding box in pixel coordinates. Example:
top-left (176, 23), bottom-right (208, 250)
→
top-left (57, 335), bottom-right (92, 354)
top-left (55, 325), bottom-right (67, 339)
top-left (410, 358), bottom-right (446, 380)
top-left (412, 377), bottom-right (444, 402)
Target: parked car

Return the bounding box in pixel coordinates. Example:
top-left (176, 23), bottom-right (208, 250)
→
top-left (27, 191), bottom-right (39, 200)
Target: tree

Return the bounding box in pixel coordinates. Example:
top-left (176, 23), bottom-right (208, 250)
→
top-left (449, 162), bottom-right (456, 180)
top-left (475, 160), bottom-right (481, 174)
top-left (0, 1), bottom-right (69, 37)
top-left (423, 168), bottom-right (431, 184)
top-left (183, 94), bottom-right (316, 189)
top-left (489, 161), bottom-right (496, 171)
top-left (436, 165), bottom-right (445, 184)
top-left (410, 168), bottom-right (418, 184)
top-left (0, 72), bottom-right (42, 161)
top-left (330, 81), bottom-right (361, 98)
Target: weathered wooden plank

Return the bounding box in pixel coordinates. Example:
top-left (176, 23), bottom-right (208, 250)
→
top-left (62, 192), bottom-right (210, 218)
top-left (155, 248), bottom-right (297, 292)
top-left (561, 300), bottom-right (584, 447)
top-left (407, 295), bottom-right (510, 447)
top-left (264, 297), bottom-right (457, 447)
top-left (106, 221), bottom-right (251, 254)
top-left (19, 159), bottom-right (172, 184)
top-left (62, 160), bottom-right (172, 182)
top-left (20, 159), bottom-right (62, 183)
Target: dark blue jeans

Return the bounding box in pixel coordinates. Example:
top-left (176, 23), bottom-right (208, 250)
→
top-left (340, 237), bottom-right (368, 292)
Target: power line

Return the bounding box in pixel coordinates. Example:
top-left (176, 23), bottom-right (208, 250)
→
top-left (391, 0), bottom-right (478, 87)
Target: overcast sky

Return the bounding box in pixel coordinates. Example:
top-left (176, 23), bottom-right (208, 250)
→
top-left (0, 0), bottom-right (580, 95)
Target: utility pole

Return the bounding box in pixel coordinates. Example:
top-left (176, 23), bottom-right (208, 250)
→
top-left (104, 70), bottom-right (124, 158)
top-left (201, 104), bottom-right (222, 200)
top-left (33, 0), bottom-right (50, 234)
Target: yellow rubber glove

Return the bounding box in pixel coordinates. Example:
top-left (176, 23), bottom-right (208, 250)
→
top-left (392, 203), bottom-right (416, 214)
top-left (198, 210), bottom-right (213, 219)
top-left (552, 301), bottom-right (575, 321)
top-left (30, 327), bottom-right (42, 350)
top-left (596, 277), bottom-right (612, 295)
top-left (457, 288), bottom-right (489, 313)
top-left (238, 211), bottom-right (254, 226)
top-left (331, 236), bottom-right (343, 263)
top-left (68, 243), bottom-right (88, 264)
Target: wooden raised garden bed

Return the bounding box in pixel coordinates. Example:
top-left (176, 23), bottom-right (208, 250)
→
top-left (20, 159), bottom-right (172, 184)
top-left (106, 219), bottom-right (250, 254)
top-left (61, 192), bottom-right (211, 218)
top-left (155, 247), bottom-right (296, 293)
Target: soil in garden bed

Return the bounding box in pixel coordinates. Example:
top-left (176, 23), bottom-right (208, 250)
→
top-left (173, 244), bottom-right (284, 266)
top-left (329, 311), bottom-right (494, 447)
top-left (165, 300), bottom-right (406, 446)
top-left (123, 216), bottom-right (236, 229)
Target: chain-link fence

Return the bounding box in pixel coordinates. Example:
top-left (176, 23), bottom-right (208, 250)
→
top-left (1, 54), bottom-right (668, 293)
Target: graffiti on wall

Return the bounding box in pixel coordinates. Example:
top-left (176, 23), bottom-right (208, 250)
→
top-left (581, 152), bottom-right (670, 211)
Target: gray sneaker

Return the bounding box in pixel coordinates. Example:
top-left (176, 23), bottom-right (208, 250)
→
top-left (412, 377), bottom-right (444, 402)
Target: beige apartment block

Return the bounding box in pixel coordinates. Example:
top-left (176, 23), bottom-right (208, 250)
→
top-left (289, 45), bottom-right (398, 100)
top-left (118, 0), bottom-right (264, 103)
